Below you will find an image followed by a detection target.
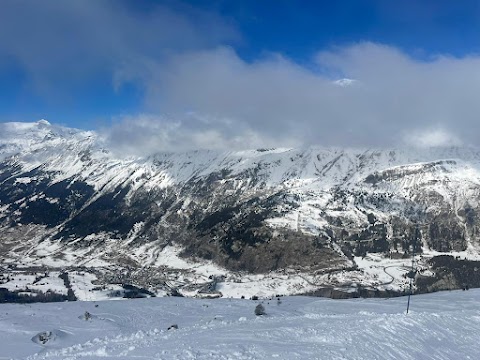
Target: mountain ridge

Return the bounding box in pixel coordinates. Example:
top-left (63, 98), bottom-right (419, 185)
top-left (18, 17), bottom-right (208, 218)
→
top-left (1, 121), bottom-right (480, 299)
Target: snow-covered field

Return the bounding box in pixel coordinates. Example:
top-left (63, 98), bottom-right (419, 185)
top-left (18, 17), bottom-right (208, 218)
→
top-left (1, 290), bottom-right (480, 359)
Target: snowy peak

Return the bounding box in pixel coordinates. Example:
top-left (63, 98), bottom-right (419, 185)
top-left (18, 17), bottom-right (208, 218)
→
top-left (0, 120), bottom-right (96, 162)
top-left (36, 119), bottom-right (51, 126)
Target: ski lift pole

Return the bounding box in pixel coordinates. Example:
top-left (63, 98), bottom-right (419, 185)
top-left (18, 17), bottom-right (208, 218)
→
top-left (406, 225), bottom-right (418, 314)
top-left (406, 255), bottom-right (414, 314)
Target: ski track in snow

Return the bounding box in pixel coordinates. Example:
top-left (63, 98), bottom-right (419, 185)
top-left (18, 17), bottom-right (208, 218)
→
top-left (1, 290), bottom-right (480, 359)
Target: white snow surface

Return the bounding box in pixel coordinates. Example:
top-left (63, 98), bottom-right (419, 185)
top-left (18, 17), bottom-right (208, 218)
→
top-left (1, 289), bottom-right (480, 359)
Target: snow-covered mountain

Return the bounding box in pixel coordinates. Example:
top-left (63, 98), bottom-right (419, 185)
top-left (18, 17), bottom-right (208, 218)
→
top-left (2, 120), bottom-right (480, 300)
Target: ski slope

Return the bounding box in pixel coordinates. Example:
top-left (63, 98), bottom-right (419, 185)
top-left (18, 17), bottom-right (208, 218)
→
top-left (1, 290), bottom-right (480, 359)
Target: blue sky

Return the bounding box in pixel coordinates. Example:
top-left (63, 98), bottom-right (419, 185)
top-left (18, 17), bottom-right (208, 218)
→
top-left (1, 0), bottom-right (480, 151)
top-left (212, 0), bottom-right (480, 60)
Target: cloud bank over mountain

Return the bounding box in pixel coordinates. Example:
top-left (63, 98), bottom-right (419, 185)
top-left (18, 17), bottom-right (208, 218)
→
top-left (106, 43), bottom-right (480, 154)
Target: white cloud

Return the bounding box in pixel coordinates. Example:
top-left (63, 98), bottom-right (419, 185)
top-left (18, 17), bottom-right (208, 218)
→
top-left (333, 78), bottom-right (357, 87)
top-left (101, 114), bottom-right (279, 156)
top-left (125, 42), bottom-right (480, 152)
top-left (403, 127), bottom-right (462, 148)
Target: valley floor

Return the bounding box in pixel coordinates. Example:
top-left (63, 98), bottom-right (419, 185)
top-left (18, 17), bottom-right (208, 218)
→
top-left (1, 290), bottom-right (480, 359)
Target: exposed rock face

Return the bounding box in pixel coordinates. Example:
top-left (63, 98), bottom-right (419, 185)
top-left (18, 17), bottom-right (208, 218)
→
top-left (416, 255), bottom-right (480, 293)
top-left (2, 121), bottom-right (480, 297)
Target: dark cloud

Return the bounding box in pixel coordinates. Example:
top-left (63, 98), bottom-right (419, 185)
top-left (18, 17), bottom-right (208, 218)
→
top-left (0, 0), bottom-right (239, 94)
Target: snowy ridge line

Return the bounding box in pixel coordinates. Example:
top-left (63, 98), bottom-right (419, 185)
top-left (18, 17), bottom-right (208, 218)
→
top-left (2, 121), bottom-right (480, 191)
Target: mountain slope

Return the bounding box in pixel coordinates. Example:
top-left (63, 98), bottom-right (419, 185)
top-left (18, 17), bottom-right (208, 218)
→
top-left (1, 121), bottom-right (480, 298)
